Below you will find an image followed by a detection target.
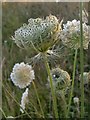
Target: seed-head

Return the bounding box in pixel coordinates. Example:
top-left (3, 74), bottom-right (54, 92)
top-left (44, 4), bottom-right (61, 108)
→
top-left (48, 68), bottom-right (71, 90)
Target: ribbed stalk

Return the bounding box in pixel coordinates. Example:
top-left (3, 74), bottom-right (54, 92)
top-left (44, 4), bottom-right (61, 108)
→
top-left (2, 84), bottom-right (32, 119)
top-left (32, 81), bottom-right (45, 118)
top-left (80, 2), bottom-right (84, 118)
top-left (58, 90), bottom-right (67, 118)
top-left (66, 49), bottom-right (77, 118)
top-left (43, 53), bottom-right (59, 118)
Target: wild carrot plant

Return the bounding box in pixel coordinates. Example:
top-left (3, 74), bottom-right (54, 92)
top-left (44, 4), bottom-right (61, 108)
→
top-left (2, 3), bottom-right (90, 119)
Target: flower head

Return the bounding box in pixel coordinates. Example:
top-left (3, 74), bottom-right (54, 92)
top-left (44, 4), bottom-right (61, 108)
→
top-left (20, 88), bottom-right (29, 113)
top-left (73, 97), bottom-right (79, 104)
top-left (48, 68), bottom-right (71, 90)
top-left (60, 19), bottom-right (90, 49)
top-left (79, 72), bottom-right (90, 85)
top-left (13, 15), bottom-right (61, 52)
top-left (10, 62), bottom-right (35, 89)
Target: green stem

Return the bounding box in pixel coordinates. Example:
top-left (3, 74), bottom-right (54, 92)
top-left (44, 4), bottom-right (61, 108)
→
top-left (66, 49), bottom-right (77, 118)
top-left (80, 2), bottom-right (84, 118)
top-left (58, 90), bottom-right (67, 118)
top-left (43, 53), bottom-right (59, 118)
top-left (2, 84), bottom-right (32, 119)
top-left (32, 81), bottom-right (45, 118)
top-left (0, 108), bottom-right (7, 119)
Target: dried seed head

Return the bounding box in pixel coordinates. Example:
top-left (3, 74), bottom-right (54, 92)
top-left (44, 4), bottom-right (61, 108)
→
top-left (48, 68), bottom-right (71, 90)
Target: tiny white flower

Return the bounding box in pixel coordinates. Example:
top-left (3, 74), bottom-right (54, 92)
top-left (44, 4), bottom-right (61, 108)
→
top-left (20, 88), bottom-right (29, 113)
top-left (10, 62), bottom-right (35, 89)
top-left (73, 97), bottom-right (79, 104)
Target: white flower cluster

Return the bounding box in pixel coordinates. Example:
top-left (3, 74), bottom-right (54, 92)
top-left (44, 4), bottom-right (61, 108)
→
top-left (73, 97), bottom-right (79, 104)
top-left (20, 88), bottom-right (29, 113)
top-left (60, 19), bottom-right (90, 49)
top-left (79, 72), bottom-right (90, 85)
top-left (10, 62), bottom-right (35, 89)
top-left (48, 68), bottom-right (71, 90)
top-left (13, 15), bottom-right (61, 52)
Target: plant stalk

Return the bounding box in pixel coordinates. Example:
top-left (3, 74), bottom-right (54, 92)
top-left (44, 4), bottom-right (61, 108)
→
top-left (43, 53), bottom-right (59, 118)
top-left (80, 2), bottom-right (84, 118)
top-left (32, 81), bottom-right (45, 118)
top-left (66, 49), bottom-right (77, 118)
top-left (2, 84), bottom-right (32, 119)
top-left (58, 90), bottom-right (67, 118)
top-left (0, 108), bottom-right (7, 119)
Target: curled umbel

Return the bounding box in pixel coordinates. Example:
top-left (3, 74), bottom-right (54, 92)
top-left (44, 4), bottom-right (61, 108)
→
top-left (48, 68), bottom-right (71, 90)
